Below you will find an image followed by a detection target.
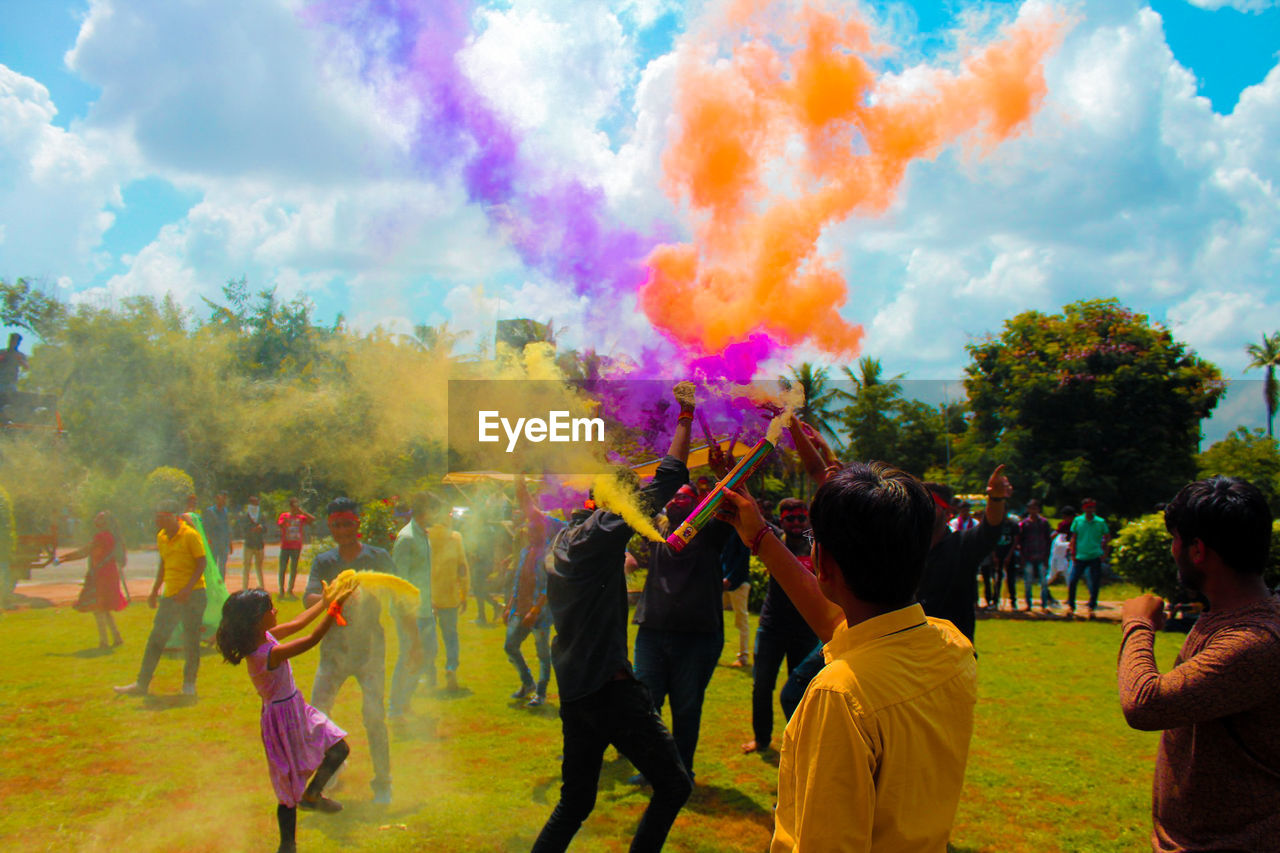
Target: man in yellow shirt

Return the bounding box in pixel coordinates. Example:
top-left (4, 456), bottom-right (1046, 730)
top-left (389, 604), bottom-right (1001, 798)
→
top-left (114, 500), bottom-right (207, 698)
top-left (428, 501), bottom-right (469, 691)
top-left (722, 462), bottom-right (1004, 851)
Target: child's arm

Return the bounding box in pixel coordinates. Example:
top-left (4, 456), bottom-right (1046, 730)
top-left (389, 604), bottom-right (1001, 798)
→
top-left (271, 587), bottom-right (333, 640)
top-left (267, 585), bottom-right (356, 669)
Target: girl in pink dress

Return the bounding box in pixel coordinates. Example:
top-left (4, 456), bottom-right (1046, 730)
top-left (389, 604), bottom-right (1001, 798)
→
top-left (64, 511), bottom-right (129, 648)
top-left (216, 582), bottom-right (357, 853)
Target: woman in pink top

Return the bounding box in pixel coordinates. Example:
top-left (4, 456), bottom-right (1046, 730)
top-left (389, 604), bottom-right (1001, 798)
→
top-left (216, 581), bottom-right (356, 853)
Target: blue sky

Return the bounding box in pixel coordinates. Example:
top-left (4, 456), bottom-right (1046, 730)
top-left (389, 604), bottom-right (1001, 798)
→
top-left (1, 0), bottom-right (1278, 443)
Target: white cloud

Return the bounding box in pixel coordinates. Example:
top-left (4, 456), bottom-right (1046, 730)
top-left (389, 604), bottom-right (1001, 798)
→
top-left (65, 0), bottom-right (409, 183)
top-left (1182, 0), bottom-right (1277, 12)
top-left (4, 0), bottom-right (1279, 418)
top-left (822, 0), bottom-right (1280, 387)
top-left (83, 180), bottom-right (523, 320)
top-left (0, 64), bottom-right (129, 281)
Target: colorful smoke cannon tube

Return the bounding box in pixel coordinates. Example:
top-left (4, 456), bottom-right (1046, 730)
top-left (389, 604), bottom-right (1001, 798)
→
top-left (665, 437), bottom-right (774, 552)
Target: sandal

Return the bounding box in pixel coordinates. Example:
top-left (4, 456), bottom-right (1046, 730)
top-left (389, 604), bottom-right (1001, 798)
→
top-left (299, 795), bottom-right (342, 813)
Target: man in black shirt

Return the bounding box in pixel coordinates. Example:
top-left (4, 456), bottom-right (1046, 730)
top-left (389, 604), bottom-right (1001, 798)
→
top-left (633, 484), bottom-right (734, 778)
top-left (742, 497), bottom-right (817, 754)
top-left (916, 467), bottom-right (1012, 645)
top-left (532, 383), bottom-right (695, 853)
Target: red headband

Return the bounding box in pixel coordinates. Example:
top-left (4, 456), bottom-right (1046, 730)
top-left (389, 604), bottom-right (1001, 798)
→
top-left (328, 511), bottom-right (359, 523)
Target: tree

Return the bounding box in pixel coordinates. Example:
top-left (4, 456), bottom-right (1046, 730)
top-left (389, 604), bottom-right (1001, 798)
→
top-left (1196, 427), bottom-right (1280, 512)
top-left (781, 362), bottom-right (842, 448)
top-left (1245, 332), bottom-right (1280, 438)
top-left (204, 276), bottom-right (330, 379)
top-left (838, 357), bottom-right (903, 465)
top-left (144, 467), bottom-right (196, 507)
top-left (0, 277), bottom-right (66, 339)
top-left (408, 321), bottom-right (470, 357)
top-left (964, 299), bottom-right (1224, 518)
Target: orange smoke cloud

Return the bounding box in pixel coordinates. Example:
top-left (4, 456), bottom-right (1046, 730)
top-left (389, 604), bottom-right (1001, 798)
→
top-left (641, 1), bottom-right (1066, 356)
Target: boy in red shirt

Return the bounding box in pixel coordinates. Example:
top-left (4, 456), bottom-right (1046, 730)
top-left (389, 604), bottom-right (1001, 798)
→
top-left (277, 497), bottom-right (315, 599)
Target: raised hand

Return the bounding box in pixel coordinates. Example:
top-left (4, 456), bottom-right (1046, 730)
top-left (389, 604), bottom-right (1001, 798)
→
top-left (672, 381), bottom-right (696, 413)
top-left (986, 464), bottom-right (1013, 501)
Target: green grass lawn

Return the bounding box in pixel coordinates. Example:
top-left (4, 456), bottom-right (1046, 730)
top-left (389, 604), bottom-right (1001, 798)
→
top-left (0, 595), bottom-right (1182, 852)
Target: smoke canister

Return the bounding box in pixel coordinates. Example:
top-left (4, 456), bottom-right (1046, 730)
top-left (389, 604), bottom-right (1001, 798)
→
top-left (665, 437), bottom-right (774, 552)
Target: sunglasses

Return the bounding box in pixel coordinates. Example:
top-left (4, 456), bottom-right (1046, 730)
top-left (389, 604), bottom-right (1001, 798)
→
top-left (781, 511), bottom-right (809, 521)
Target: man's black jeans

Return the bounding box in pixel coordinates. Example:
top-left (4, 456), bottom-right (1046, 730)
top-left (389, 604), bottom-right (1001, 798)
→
top-left (532, 677), bottom-right (693, 852)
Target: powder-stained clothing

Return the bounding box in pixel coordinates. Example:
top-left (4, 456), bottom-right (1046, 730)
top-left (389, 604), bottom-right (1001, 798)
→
top-left (157, 520), bottom-right (207, 597)
top-left (201, 504), bottom-right (231, 555)
top-left (427, 526), bottom-right (469, 609)
top-left (510, 515), bottom-right (565, 627)
top-left (547, 455), bottom-right (686, 703)
top-left (773, 604), bottom-right (977, 852)
top-left (305, 545), bottom-right (392, 667)
top-left (917, 521), bottom-right (1000, 644)
top-left (391, 520), bottom-right (433, 619)
top-left (305, 544), bottom-right (395, 793)
top-left (1118, 596), bottom-right (1280, 852)
top-left (248, 631), bottom-right (347, 807)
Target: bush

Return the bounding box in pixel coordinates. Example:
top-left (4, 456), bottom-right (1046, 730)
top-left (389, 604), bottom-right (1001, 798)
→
top-left (143, 466), bottom-right (195, 508)
top-left (76, 467), bottom-right (148, 547)
top-left (1114, 512), bottom-right (1280, 599)
top-left (1112, 514), bottom-right (1177, 599)
top-left (360, 498), bottom-right (398, 551)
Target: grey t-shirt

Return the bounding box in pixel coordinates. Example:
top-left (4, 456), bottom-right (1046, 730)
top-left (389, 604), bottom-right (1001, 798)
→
top-left (305, 545), bottom-right (393, 666)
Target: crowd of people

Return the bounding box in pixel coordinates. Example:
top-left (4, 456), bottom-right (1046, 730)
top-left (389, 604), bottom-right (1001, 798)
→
top-left (78, 381), bottom-right (1280, 851)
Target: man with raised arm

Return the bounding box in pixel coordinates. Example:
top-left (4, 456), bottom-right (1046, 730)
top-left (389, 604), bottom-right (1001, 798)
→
top-left (917, 468), bottom-right (1013, 644)
top-left (720, 463), bottom-right (978, 851)
top-left (531, 382), bottom-right (696, 853)
top-left (1118, 476), bottom-right (1280, 850)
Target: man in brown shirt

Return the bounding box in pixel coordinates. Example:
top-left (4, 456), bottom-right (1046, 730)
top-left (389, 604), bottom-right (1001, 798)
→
top-left (1118, 475), bottom-right (1280, 852)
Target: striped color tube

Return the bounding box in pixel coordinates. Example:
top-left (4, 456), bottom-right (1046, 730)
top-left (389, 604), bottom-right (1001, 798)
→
top-left (665, 437), bottom-right (774, 552)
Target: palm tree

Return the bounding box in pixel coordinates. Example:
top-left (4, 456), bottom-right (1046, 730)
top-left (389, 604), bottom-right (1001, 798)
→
top-left (781, 362), bottom-right (843, 449)
top-left (836, 357), bottom-right (905, 464)
top-left (408, 321), bottom-right (470, 356)
top-left (838, 356), bottom-right (904, 398)
top-left (1245, 332), bottom-right (1280, 438)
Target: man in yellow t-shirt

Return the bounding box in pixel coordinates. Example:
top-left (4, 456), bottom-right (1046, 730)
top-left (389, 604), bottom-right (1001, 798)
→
top-left (114, 500), bottom-right (207, 698)
top-left (428, 502), bottom-right (469, 691)
top-left (722, 461), bottom-right (1004, 851)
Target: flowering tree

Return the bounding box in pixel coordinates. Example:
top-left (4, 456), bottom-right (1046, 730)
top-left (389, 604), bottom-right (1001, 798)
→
top-left (964, 299), bottom-right (1224, 518)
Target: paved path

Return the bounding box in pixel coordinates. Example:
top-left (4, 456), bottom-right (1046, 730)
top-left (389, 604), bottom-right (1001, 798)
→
top-left (10, 545), bottom-right (1128, 623)
top-left (7, 542), bottom-right (311, 609)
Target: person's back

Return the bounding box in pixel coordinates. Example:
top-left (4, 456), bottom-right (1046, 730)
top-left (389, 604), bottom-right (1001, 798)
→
top-left (427, 525), bottom-right (466, 606)
top-left (775, 611), bottom-right (977, 851)
top-left (548, 506), bottom-right (647, 702)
